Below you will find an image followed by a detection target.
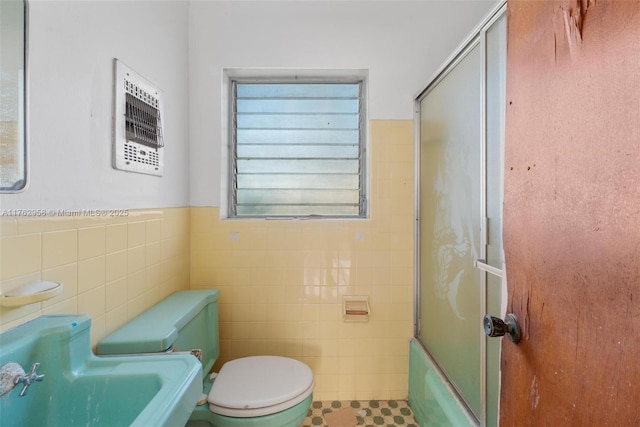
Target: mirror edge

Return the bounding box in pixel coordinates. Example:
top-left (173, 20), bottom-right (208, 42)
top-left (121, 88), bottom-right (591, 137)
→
top-left (0, 0), bottom-right (29, 194)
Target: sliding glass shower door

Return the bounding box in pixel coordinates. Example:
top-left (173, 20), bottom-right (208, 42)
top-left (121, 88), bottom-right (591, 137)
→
top-left (415, 7), bottom-right (505, 426)
top-left (419, 40), bottom-right (482, 415)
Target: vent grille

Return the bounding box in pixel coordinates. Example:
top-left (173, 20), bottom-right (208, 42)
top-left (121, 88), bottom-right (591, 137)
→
top-left (113, 59), bottom-right (164, 176)
top-left (124, 92), bottom-right (164, 149)
top-left (123, 141), bottom-right (160, 167)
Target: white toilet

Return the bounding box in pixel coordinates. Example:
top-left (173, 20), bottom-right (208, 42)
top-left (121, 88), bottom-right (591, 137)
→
top-left (97, 290), bottom-right (314, 427)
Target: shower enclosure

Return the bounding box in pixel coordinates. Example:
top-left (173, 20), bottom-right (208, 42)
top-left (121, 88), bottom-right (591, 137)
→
top-left (414, 4), bottom-right (506, 426)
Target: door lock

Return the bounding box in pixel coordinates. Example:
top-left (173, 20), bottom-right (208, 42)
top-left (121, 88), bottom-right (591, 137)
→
top-left (483, 313), bottom-right (522, 343)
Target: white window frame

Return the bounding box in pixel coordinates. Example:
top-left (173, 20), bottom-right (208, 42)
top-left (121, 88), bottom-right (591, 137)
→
top-left (222, 69), bottom-right (369, 219)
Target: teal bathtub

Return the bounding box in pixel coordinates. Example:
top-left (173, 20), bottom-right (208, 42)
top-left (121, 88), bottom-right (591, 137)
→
top-left (408, 339), bottom-right (476, 427)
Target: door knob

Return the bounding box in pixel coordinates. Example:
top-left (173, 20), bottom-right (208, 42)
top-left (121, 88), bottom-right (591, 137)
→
top-left (483, 313), bottom-right (521, 343)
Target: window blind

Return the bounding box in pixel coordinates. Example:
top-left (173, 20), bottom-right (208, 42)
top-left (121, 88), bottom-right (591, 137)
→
top-left (230, 81), bottom-right (366, 217)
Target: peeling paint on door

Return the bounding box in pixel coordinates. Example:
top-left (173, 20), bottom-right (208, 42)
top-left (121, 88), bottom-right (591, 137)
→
top-left (502, 0), bottom-right (640, 425)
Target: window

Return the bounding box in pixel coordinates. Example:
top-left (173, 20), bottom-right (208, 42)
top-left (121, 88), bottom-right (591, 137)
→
top-left (229, 79), bottom-right (367, 218)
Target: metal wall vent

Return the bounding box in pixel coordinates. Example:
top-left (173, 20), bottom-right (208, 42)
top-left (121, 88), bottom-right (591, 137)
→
top-left (113, 59), bottom-right (164, 176)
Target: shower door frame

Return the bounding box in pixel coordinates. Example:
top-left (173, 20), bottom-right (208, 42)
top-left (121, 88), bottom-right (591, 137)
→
top-left (413, 2), bottom-right (506, 426)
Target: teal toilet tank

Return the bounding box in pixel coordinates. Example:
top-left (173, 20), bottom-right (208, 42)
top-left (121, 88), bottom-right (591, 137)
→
top-left (97, 289), bottom-right (220, 376)
top-left (97, 289), bottom-right (313, 427)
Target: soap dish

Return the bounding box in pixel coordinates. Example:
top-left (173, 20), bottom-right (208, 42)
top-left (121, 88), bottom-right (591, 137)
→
top-left (0, 281), bottom-right (63, 307)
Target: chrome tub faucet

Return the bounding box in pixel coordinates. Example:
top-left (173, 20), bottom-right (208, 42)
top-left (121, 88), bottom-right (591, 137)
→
top-left (13, 363), bottom-right (44, 397)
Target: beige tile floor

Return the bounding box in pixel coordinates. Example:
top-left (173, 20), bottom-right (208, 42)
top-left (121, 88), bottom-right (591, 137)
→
top-left (301, 400), bottom-right (419, 427)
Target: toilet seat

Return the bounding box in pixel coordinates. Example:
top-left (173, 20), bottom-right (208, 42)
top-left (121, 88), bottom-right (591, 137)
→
top-left (208, 356), bottom-right (314, 417)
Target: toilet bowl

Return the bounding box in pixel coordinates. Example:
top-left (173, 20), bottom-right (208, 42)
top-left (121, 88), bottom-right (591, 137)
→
top-left (97, 290), bottom-right (314, 427)
top-left (188, 355), bottom-right (314, 427)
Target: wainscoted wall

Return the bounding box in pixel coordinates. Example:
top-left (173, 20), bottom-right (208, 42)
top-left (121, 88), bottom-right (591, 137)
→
top-left (0, 208), bottom-right (190, 347)
top-left (1, 121), bottom-right (414, 401)
top-left (0, 0), bottom-right (191, 347)
top-left (190, 120), bottom-right (415, 401)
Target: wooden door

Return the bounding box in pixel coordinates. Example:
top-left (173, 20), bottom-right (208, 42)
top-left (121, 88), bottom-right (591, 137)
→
top-left (501, 1), bottom-right (640, 425)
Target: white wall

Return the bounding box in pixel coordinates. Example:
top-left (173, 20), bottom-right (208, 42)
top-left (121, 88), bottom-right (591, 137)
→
top-left (1, 0), bottom-right (190, 211)
top-left (188, 0), bottom-right (498, 207)
top-left (1, 0), bottom-right (498, 211)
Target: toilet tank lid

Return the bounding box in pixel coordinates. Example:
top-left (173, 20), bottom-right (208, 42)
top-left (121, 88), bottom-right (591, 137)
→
top-left (96, 289), bottom-right (219, 355)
